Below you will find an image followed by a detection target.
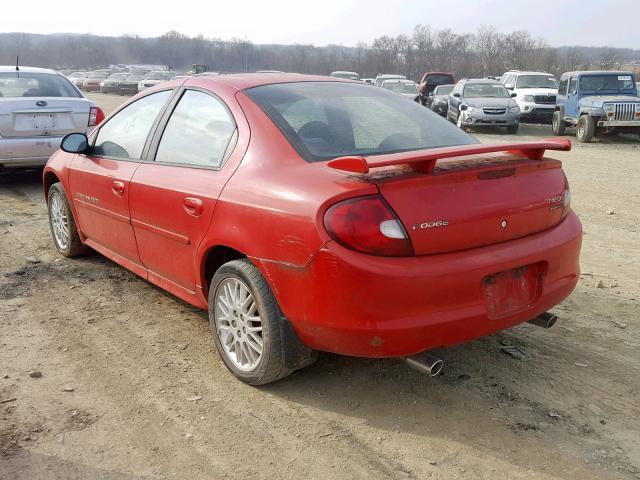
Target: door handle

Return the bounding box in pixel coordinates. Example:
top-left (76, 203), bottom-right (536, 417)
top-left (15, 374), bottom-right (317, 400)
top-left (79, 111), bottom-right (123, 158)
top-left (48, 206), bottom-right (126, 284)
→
top-left (112, 181), bottom-right (125, 196)
top-left (183, 197), bottom-right (204, 216)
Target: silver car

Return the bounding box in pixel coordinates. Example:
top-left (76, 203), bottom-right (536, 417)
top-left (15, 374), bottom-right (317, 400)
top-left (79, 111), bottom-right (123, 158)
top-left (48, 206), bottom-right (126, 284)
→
top-left (0, 66), bottom-right (101, 168)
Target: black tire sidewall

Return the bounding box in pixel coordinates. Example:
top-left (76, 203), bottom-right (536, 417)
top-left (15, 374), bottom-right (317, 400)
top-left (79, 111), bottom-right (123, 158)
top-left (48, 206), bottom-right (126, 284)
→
top-left (576, 115), bottom-right (595, 142)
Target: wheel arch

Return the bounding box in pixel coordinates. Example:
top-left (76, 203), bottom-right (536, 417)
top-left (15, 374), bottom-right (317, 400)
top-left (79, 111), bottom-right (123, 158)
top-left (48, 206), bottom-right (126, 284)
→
top-left (43, 170), bottom-right (61, 202)
top-left (200, 245), bottom-right (247, 296)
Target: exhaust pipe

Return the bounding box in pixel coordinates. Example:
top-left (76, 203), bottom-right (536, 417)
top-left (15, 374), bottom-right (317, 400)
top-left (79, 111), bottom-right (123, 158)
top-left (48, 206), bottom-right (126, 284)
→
top-left (528, 312), bottom-right (558, 329)
top-left (404, 352), bottom-right (443, 377)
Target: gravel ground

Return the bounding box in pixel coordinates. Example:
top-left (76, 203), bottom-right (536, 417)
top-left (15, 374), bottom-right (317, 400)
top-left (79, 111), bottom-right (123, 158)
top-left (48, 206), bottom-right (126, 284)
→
top-left (0, 91), bottom-right (639, 480)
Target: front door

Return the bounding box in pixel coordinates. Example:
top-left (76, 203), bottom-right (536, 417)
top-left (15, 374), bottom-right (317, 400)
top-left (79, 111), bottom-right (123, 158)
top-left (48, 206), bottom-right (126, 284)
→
top-left (565, 76), bottom-right (580, 118)
top-left (129, 88), bottom-right (238, 291)
top-left (68, 90), bottom-right (173, 266)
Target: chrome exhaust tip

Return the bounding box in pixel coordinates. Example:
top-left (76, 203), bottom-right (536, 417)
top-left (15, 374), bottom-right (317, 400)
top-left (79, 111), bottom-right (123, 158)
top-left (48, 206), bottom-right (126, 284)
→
top-left (528, 312), bottom-right (558, 329)
top-left (404, 352), bottom-right (444, 377)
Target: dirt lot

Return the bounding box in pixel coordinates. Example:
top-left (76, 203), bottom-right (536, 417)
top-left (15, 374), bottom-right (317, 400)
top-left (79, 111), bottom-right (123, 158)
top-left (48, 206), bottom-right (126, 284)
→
top-left (1, 92), bottom-right (639, 480)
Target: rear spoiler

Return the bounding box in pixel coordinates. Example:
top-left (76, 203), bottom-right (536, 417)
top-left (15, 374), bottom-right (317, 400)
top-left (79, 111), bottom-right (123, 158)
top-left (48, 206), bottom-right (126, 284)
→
top-left (326, 138), bottom-right (571, 174)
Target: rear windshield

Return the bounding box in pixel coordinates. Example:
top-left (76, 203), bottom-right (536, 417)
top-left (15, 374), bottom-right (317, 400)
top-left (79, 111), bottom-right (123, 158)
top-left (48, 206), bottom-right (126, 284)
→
top-left (87, 71), bottom-right (109, 79)
top-left (425, 74), bottom-right (454, 84)
top-left (516, 75), bottom-right (558, 89)
top-left (107, 73), bottom-right (129, 80)
top-left (579, 74), bottom-right (636, 92)
top-left (464, 83), bottom-right (510, 98)
top-left (0, 72), bottom-right (81, 98)
top-left (126, 74), bottom-right (146, 81)
top-left (434, 85), bottom-right (454, 95)
top-left (245, 81), bottom-right (476, 162)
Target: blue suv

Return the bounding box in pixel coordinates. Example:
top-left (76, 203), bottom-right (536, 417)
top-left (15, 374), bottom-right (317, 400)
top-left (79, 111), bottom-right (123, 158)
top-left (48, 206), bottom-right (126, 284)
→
top-left (553, 71), bottom-right (640, 142)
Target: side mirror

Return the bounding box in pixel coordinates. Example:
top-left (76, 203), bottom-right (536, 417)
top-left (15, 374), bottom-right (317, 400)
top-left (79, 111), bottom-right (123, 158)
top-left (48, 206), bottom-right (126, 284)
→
top-left (460, 104), bottom-right (468, 111)
top-left (60, 133), bottom-right (88, 154)
top-left (453, 93), bottom-right (461, 98)
top-left (511, 92), bottom-right (517, 98)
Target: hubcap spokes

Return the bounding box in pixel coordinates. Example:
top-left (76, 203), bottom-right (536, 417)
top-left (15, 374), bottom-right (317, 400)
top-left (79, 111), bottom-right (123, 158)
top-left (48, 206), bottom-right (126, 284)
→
top-left (50, 193), bottom-right (69, 250)
top-left (214, 278), bottom-right (263, 371)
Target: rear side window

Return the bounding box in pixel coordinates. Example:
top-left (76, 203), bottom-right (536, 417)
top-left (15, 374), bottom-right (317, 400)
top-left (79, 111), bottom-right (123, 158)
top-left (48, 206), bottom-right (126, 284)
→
top-left (93, 90), bottom-right (172, 160)
top-left (246, 81), bottom-right (476, 162)
top-left (154, 90), bottom-right (236, 168)
top-left (0, 72), bottom-right (81, 98)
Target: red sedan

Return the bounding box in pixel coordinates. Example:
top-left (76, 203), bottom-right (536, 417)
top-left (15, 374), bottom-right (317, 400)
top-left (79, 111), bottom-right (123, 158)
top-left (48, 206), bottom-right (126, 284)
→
top-left (43, 74), bottom-right (582, 384)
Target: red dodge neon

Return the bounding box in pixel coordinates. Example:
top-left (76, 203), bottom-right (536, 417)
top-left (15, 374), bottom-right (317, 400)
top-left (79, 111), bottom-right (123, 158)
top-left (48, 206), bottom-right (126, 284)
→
top-left (43, 74), bottom-right (582, 384)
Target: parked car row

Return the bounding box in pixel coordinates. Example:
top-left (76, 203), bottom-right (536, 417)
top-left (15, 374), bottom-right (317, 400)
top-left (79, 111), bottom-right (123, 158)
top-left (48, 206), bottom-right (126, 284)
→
top-left (64, 68), bottom-right (176, 95)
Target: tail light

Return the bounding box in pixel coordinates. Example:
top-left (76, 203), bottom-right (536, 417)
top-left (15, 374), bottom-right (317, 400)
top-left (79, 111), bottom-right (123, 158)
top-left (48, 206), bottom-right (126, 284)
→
top-left (88, 107), bottom-right (105, 127)
top-left (323, 195), bottom-right (413, 256)
top-left (561, 174), bottom-right (571, 220)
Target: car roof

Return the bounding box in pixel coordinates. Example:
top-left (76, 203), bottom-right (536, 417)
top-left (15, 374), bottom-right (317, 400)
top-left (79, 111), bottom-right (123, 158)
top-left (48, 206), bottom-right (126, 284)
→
top-left (562, 70), bottom-right (635, 77)
top-left (509, 71), bottom-right (554, 76)
top-left (193, 73), bottom-right (356, 90)
top-left (0, 65), bottom-right (59, 74)
top-left (461, 78), bottom-right (501, 84)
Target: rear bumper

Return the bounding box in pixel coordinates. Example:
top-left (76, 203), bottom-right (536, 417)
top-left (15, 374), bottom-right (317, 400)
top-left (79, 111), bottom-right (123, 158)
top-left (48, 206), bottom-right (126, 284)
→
top-left (257, 211), bottom-right (582, 358)
top-left (0, 136), bottom-right (63, 167)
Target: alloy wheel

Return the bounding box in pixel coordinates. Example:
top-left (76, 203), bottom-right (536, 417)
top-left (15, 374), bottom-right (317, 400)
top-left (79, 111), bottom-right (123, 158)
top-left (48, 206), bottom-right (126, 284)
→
top-left (49, 192), bottom-right (70, 250)
top-left (214, 278), bottom-right (264, 371)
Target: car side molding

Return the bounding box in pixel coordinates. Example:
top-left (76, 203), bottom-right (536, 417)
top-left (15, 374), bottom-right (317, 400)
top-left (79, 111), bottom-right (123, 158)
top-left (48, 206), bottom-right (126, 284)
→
top-left (326, 138), bottom-right (572, 174)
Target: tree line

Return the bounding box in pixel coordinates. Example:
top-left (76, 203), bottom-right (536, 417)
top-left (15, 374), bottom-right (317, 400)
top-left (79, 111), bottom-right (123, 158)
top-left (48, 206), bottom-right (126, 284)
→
top-left (1, 27), bottom-right (638, 80)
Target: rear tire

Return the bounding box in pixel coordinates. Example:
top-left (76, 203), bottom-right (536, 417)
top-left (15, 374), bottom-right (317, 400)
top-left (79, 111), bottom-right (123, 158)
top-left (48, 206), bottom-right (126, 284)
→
top-left (576, 115), bottom-right (595, 143)
top-left (47, 183), bottom-right (89, 258)
top-left (209, 259), bottom-right (307, 385)
top-left (552, 111), bottom-right (566, 136)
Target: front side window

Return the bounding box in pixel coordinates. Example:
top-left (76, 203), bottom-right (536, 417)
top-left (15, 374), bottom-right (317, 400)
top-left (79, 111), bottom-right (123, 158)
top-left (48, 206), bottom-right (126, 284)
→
top-left (155, 90), bottom-right (236, 168)
top-left (463, 83), bottom-right (510, 98)
top-left (568, 77), bottom-right (578, 95)
top-left (558, 78), bottom-right (568, 96)
top-left (93, 90), bottom-right (172, 160)
top-left (0, 72), bottom-right (81, 98)
top-left (246, 81), bottom-right (476, 162)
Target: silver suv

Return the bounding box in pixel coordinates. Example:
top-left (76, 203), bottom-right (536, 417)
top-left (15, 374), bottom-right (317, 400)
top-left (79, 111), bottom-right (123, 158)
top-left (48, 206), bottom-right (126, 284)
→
top-left (502, 71), bottom-right (558, 123)
top-left (0, 66), bottom-right (102, 168)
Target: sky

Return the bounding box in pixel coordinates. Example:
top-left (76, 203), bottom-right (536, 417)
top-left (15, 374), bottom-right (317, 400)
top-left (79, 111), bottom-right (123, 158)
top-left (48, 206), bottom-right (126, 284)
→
top-left (4, 0), bottom-right (640, 49)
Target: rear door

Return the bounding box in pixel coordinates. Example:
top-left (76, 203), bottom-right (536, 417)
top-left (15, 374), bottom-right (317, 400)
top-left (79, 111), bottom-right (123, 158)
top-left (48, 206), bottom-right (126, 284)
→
top-left (129, 87), bottom-right (239, 291)
top-left (68, 90), bottom-right (173, 266)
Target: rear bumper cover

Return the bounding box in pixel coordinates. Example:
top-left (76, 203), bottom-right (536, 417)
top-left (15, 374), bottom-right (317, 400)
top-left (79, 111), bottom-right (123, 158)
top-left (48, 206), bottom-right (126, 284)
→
top-left (257, 211), bottom-right (582, 357)
top-left (0, 136), bottom-right (63, 166)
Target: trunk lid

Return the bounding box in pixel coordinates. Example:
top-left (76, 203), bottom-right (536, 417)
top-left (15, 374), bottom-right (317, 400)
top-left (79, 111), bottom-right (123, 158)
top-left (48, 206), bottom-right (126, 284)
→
top-left (375, 156), bottom-right (566, 255)
top-left (326, 140), bottom-right (571, 256)
top-left (0, 98), bottom-right (91, 138)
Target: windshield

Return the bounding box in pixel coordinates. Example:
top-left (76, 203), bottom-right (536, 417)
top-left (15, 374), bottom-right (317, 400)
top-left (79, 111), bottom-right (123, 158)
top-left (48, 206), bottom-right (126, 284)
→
top-left (245, 81), bottom-right (476, 162)
top-left (332, 72), bottom-right (359, 80)
top-left (434, 85), bottom-right (454, 95)
top-left (516, 75), bottom-right (558, 89)
top-left (463, 83), bottom-right (510, 98)
top-left (88, 71), bottom-right (109, 79)
top-left (579, 74), bottom-right (636, 92)
top-left (69, 72), bottom-right (86, 78)
top-left (126, 74), bottom-right (146, 82)
top-left (382, 81), bottom-right (418, 94)
top-left (0, 72), bottom-right (81, 98)
top-left (147, 72), bottom-right (167, 80)
top-left (107, 73), bottom-right (128, 80)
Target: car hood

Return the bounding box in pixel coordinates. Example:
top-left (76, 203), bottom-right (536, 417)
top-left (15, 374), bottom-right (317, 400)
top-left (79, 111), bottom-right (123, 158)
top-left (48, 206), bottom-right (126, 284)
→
top-left (579, 95), bottom-right (640, 107)
top-left (465, 97), bottom-right (515, 109)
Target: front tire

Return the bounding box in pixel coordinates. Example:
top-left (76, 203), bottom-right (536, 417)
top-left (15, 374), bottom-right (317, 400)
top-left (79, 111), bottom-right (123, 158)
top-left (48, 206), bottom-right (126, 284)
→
top-left (208, 259), bottom-right (295, 385)
top-left (576, 115), bottom-right (595, 143)
top-left (456, 113), bottom-right (468, 132)
top-left (47, 183), bottom-right (88, 258)
top-left (506, 122), bottom-right (519, 134)
top-left (552, 111), bottom-right (566, 136)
